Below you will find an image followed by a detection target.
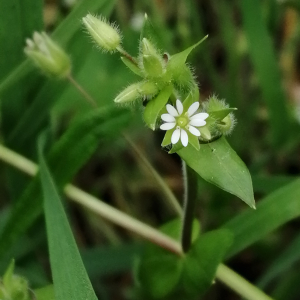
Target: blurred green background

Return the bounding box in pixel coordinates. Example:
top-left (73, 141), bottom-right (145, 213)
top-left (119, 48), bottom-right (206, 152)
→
top-left (0, 0), bottom-right (300, 299)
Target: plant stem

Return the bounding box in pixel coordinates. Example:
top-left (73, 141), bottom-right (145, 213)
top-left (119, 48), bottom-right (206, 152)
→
top-left (123, 133), bottom-right (182, 216)
top-left (0, 144), bottom-right (274, 300)
top-left (116, 46), bottom-right (138, 66)
top-left (66, 73), bottom-right (98, 108)
top-left (216, 264), bottom-right (274, 300)
top-left (181, 161), bottom-right (198, 252)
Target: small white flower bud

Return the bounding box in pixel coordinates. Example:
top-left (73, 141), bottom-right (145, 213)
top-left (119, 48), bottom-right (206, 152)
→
top-left (24, 32), bottom-right (71, 78)
top-left (82, 14), bottom-right (121, 52)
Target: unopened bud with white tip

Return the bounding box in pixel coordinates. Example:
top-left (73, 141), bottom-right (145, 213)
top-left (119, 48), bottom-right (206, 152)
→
top-left (82, 14), bottom-right (122, 52)
top-left (25, 32), bottom-right (71, 78)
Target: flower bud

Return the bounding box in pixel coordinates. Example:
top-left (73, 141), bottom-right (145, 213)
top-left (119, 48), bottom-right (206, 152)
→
top-left (114, 81), bottom-right (158, 103)
top-left (25, 32), bottom-right (71, 78)
top-left (140, 38), bottom-right (163, 77)
top-left (204, 95), bottom-right (237, 135)
top-left (82, 14), bottom-right (121, 52)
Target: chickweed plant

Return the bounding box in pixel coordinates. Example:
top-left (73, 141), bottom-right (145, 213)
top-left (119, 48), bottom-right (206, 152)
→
top-left (0, 2), bottom-right (299, 300)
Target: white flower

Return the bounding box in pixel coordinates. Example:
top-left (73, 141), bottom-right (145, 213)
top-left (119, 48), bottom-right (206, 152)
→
top-left (160, 99), bottom-right (209, 147)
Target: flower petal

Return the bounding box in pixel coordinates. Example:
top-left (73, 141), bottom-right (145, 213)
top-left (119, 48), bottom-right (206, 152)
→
top-left (160, 122), bottom-right (176, 130)
top-left (190, 112), bottom-right (209, 120)
top-left (171, 128), bottom-right (180, 144)
top-left (161, 113), bottom-right (176, 122)
top-left (189, 119), bottom-right (206, 127)
top-left (187, 102), bottom-right (200, 116)
top-left (166, 104), bottom-right (179, 117)
top-left (181, 129), bottom-right (188, 147)
top-left (188, 125), bottom-right (200, 136)
top-left (176, 99), bottom-right (183, 115)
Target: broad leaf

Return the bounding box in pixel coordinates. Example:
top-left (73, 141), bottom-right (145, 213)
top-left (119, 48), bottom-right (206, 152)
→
top-left (178, 136), bottom-right (255, 208)
top-left (165, 36), bottom-right (208, 81)
top-left (136, 219), bottom-right (232, 299)
top-left (38, 135), bottom-right (97, 300)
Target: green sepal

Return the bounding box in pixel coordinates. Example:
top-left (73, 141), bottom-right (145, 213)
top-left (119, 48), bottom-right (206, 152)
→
top-left (161, 129), bottom-right (173, 147)
top-left (188, 133), bottom-right (200, 151)
top-left (169, 140), bottom-right (184, 154)
top-left (165, 35), bottom-right (208, 82)
top-left (208, 108), bottom-right (237, 122)
top-left (199, 126), bottom-right (211, 141)
top-left (143, 54), bottom-right (163, 78)
top-left (183, 88), bottom-right (200, 111)
top-left (121, 56), bottom-right (143, 77)
top-left (143, 85), bottom-right (172, 130)
top-left (3, 259), bottom-right (15, 288)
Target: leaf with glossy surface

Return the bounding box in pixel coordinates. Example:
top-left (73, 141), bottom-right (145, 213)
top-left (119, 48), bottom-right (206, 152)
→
top-left (38, 135), bottom-right (97, 300)
top-left (178, 136), bottom-right (255, 208)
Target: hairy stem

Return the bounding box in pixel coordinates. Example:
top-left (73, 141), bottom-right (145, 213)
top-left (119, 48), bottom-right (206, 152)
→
top-left (181, 161), bottom-right (198, 252)
top-left (66, 73), bottom-right (98, 107)
top-left (116, 46), bottom-right (138, 66)
top-left (124, 133), bottom-right (182, 216)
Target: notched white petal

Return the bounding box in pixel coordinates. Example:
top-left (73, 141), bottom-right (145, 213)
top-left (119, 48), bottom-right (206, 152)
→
top-left (189, 119), bottom-right (206, 127)
top-left (160, 122), bottom-right (176, 130)
top-left (171, 128), bottom-right (180, 144)
top-left (181, 129), bottom-right (188, 147)
top-left (187, 102), bottom-right (200, 116)
top-left (190, 112), bottom-right (209, 120)
top-left (176, 99), bottom-right (183, 115)
top-left (188, 125), bottom-right (200, 136)
top-left (166, 104), bottom-right (179, 117)
top-left (161, 113), bottom-right (175, 122)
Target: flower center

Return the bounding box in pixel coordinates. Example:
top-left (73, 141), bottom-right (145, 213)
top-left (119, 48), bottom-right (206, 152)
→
top-left (177, 116), bottom-right (188, 127)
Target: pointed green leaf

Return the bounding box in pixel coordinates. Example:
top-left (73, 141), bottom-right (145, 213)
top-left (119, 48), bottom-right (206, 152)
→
top-left (208, 108), bottom-right (237, 122)
top-left (161, 129), bottom-right (173, 147)
top-left (166, 36), bottom-right (208, 81)
top-left (182, 229), bottom-right (233, 296)
top-left (121, 56), bottom-right (143, 77)
top-left (143, 85), bottom-right (172, 130)
top-left (178, 136), bottom-right (255, 208)
top-left (224, 178), bottom-right (300, 258)
top-left (38, 135), bottom-right (97, 300)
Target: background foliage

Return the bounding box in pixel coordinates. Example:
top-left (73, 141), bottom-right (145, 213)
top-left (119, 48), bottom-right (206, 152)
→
top-left (0, 0), bottom-right (300, 299)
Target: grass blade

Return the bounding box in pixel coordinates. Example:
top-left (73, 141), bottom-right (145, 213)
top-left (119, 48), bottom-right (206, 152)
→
top-left (240, 0), bottom-right (290, 146)
top-left (223, 178), bottom-right (300, 258)
top-left (38, 134), bottom-right (97, 300)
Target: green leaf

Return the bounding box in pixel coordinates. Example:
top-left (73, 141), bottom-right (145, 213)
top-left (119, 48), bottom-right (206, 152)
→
top-left (258, 233), bottom-right (300, 288)
top-left (178, 136), bottom-right (255, 208)
top-left (136, 220), bottom-right (232, 299)
top-left (182, 229), bottom-right (233, 296)
top-left (38, 135), bottom-right (97, 300)
top-left (240, 0), bottom-right (290, 146)
top-left (144, 85), bottom-right (172, 130)
top-left (223, 178), bottom-right (300, 258)
top-left (165, 36), bottom-right (208, 81)
top-left (161, 130), bottom-right (173, 147)
top-left (121, 56), bottom-right (143, 77)
top-left (208, 108), bottom-right (237, 122)
top-left (0, 107), bottom-right (129, 259)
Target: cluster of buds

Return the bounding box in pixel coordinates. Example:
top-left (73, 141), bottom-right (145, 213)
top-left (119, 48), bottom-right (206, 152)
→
top-left (24, 13), bottom-right (236, 152)
top-left (0, 260), bottom-right (32, 300)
